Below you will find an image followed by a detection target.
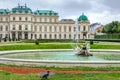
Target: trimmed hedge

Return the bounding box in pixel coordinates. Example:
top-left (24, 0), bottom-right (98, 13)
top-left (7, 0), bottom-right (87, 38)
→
top-left (23, 39), bottom-right (85, 43)
top-left (95, 34), bottom-right (120, 39)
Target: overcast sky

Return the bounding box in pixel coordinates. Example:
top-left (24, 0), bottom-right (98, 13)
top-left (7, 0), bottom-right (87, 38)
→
top-left (0, 0), bottom-right (120, 25)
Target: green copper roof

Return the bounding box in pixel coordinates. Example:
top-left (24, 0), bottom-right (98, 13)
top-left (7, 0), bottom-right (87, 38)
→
top-left (34, 10), bottom-right (58, 15)
top-left (12, 5), bottom-right (32, 13)
top-left (0, 9), bottom-right (10, 14)
top-left (78, 13), bottom-right (88, 21)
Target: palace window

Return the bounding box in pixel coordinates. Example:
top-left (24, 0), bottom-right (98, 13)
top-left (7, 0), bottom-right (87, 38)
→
top-left (6, 18), bottom-right (8, 21)
top-left (69, 34), bottom-right (71, 39)
top-left (74, 27), bottom-right (76, 32)
top-left (0, 17), bottom-right (2, 21)
top-left (39, 18), bottom-right (41, 22)
top-left (78, 26), bottom-right (80, 31)
top-left (64, 34), bottom-right (66, 39)
top-left (78, 34), bottom-right (80, 39)
top-left (13, 17), bottom-right (15, 21)
top-left (0, 34), bottom-right (2, 38)
top-left (34, 26), bottom-right (37, 32)
top-left (19, 17), bottom-right (22, 21)
top-left (59, 34), bottom-right (61, 39)
top-left (25, 17), bottom-right (28, 21)
top-left (25, 25), bottom-right (28, 30)
top-left (49, 34), bottom-right (52, 39)
top-left (54, 26), bottom-right (57, 32)
top-left (44, 34), bottom-right (47, 39)
top-left (39, 26), bottom-right (42, 31)
top-left (54, 34), bottom-right (57, 39)
top-left (44, 26), bottom-right (47, 32)
top-left (83, 26), bottom-right (86, 31)
top-left (69, 27), bottom-right (71, 32)
top-left (0, 25), bottom-right (3, 31)
top-left (12, 25), bottom-right (15, 30)
top-left (39, 34), bottom-right (42, 39)
top-left (19, 25), bottom-right (22, 30)
top-left (64, 26), bottom-right (66, 32)
top-left (44, 18), bottom-right (47, 22)
top-left (59, 26), bottom-right (61, 32)
top-left (49, 26), bottom-right (52, 32)
top-left (6, 25), bottom-right (8, 31)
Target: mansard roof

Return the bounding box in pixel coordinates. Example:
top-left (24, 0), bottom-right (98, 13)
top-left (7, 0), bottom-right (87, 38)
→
top-left (0, 9), bottom-right (10, 14)
top-left (34, 10), bottom-right (58, 15)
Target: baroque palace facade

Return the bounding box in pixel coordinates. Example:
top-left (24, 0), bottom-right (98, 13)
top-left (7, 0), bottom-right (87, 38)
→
top-left (0, 4), bottom-right (90, 40)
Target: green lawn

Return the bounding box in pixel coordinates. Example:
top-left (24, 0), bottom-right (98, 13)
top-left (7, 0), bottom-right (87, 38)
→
top-left (0, 70), bottom-right (120, 80)
top-left (0, 43), bottom-right (120, 51)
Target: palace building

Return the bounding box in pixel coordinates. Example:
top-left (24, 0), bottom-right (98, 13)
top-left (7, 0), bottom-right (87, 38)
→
top-left (0, 4), bottom-right (90, 40)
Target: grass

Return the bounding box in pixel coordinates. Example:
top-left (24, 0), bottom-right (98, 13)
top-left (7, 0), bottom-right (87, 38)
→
top-left (0, 43), bottom-right (120, 51)
top-left (0, 70), bottom-right (120, 80)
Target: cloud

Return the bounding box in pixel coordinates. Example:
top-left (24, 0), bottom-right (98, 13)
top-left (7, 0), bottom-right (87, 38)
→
top-left (0, 0), bottom-right (120, 24)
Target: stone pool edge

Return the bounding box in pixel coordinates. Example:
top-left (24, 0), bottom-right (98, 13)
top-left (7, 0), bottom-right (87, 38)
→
top-left (0, 49), bottom-right (120, 67)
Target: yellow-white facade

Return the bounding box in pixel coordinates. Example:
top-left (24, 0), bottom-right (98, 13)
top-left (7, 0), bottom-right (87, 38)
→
top-left (0, 5), bottom-right (90, 40)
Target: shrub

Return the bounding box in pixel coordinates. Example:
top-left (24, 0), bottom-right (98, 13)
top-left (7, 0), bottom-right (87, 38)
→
top-left (4, 38), bottom-right (7, 42)
top-left (90, 41), bottom-right (93, 45)
top-left (35, 40), bottom-right (39, 45)
top-left (9, 38), bottom-right (11, 42)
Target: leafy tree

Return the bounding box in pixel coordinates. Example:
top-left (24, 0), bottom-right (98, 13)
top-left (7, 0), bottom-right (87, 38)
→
top-left (103, 21), bottom-right (120, 33)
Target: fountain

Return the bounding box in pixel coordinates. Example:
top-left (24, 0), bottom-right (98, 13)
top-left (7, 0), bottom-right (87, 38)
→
top-left (73, 19), bottom-right (93, 56)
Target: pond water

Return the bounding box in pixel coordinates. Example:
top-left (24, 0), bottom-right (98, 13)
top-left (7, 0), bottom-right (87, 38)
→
top-left (1, 51), bottom-right (120, 61)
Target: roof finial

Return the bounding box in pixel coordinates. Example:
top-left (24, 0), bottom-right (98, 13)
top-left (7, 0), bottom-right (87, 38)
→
top-left (18, 3), bottom-right (20, 7)
top-left (25, 3), bottom-right (27, 7)
top-left (82, 12), bottom-right (84, 15)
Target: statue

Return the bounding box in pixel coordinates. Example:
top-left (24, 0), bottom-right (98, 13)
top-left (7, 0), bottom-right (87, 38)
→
top-left (75, 42), bottom-right (93, 56)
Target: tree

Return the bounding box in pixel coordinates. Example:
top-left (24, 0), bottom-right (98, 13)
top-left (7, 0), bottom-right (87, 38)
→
top-left (103, 21), bottom-right (120, 33)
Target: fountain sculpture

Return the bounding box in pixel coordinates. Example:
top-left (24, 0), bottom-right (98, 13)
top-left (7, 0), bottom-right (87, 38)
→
top-left (74, 19), bottom-right (93, 56)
